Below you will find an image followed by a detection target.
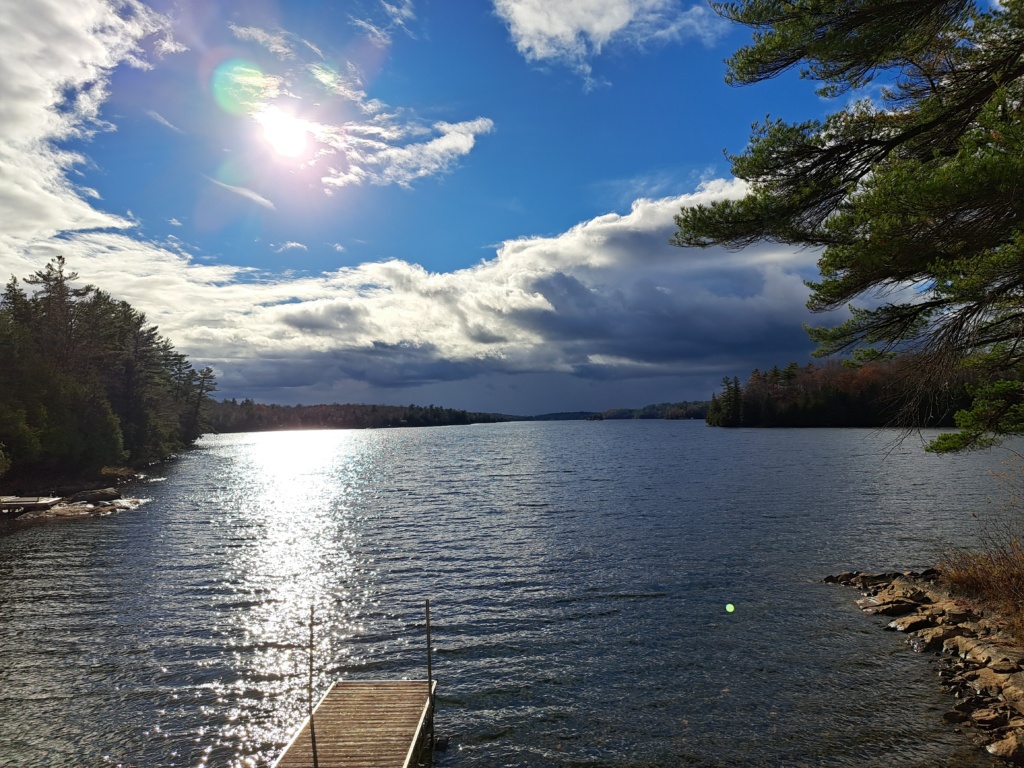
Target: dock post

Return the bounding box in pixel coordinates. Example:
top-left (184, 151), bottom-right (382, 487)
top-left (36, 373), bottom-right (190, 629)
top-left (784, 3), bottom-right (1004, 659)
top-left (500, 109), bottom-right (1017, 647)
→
top-left (308, 604), bottom-right (320, 768)
top-left (426, 598), bottom-right (434, 762)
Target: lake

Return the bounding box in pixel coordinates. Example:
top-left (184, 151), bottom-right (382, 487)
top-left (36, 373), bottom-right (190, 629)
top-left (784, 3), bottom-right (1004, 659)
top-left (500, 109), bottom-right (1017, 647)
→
top-left (0, 420), bottom-right (1018, 767)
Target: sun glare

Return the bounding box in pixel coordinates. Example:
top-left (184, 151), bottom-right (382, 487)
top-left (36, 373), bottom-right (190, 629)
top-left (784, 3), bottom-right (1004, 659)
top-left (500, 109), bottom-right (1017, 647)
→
top-left (256, 107), bottom-right (309, 158)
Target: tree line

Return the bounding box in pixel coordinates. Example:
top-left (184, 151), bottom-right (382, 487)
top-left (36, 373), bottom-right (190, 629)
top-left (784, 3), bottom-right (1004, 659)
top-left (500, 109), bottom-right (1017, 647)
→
top-left (589, 401), bottom-right (709, 421)
top-left (207, 400), bottom-right (511, 432)
top-left (706, 358), bottom-right (971, 428)
top-left (0, 257), bottom-right (217, 486)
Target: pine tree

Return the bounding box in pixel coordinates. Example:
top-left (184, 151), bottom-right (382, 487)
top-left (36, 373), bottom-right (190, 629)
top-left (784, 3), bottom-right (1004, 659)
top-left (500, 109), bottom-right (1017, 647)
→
top-left (673, 1), bottom-right (1024, 450)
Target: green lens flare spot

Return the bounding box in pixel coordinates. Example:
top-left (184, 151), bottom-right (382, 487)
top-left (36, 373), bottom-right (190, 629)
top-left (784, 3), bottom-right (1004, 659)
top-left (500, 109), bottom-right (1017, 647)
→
top-left (725, 603), bottom-right (735, 613)
top-left (212, 59), bottom-right (267, 115)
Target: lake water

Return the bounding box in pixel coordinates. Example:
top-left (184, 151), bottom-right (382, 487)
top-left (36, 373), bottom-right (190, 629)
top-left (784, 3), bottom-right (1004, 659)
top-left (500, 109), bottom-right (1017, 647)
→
top-left (0, 420), bottom-right (1019, 767)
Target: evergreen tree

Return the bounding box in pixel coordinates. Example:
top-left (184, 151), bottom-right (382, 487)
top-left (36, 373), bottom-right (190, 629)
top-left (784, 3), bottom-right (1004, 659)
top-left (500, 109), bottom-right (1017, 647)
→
top-left (0, 259), bottom-right (217, 481)
top-left (673, 1), bottom-right (1024, 450)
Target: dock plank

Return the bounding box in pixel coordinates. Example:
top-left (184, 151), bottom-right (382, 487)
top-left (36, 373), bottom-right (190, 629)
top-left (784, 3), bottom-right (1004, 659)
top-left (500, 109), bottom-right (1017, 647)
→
top-left (273, 680), bottom-right (435, 768)
top-left (0, 497), bottom-right (62, 511)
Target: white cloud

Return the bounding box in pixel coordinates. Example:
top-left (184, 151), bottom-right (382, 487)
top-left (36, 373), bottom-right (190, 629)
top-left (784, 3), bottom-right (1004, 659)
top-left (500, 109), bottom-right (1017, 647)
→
top-left (381, 0), bottom-right (416, 33)
top-left (0, 0), bottom-right (166, 243)
top-left (308, 63), bottom-right (381, 114)
top-left (321, 118), bottom-right (495, 189)
top-left (350, 0), bottom-right (417, 46)
top-left (5, 178), bottom-right (830, 409)
top-left (276, 241), bottom-right (308, 252)
top-left (229, 24), bottom-right (295, 60)
top-left (205, 177), bottom-right (276, 209)
top-left (168, 217), bottom-right (183, 226)
top-left (493, 0), bottom-right (725, 81)
top-left (146, 109), bottom-right (182, 133)
top-left (154, 34), bottom-right (188, 56)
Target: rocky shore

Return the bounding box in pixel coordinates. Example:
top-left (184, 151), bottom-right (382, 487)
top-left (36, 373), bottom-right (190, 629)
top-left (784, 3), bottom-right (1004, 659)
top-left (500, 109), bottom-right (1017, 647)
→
top-left (2, 487), bottom-right (143, 521)
top-left (828, 570), bottom-right (1024, 763)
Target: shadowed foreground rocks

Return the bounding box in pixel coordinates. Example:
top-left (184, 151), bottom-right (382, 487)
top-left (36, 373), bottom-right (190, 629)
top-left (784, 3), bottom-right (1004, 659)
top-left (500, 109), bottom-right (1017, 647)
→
top-left (828, 571), bottom-right (1024, 763)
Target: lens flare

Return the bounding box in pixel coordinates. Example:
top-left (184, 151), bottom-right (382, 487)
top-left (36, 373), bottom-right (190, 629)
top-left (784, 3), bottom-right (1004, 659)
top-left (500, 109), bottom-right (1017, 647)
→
top-left (212, 58), bottom-right (269, 115)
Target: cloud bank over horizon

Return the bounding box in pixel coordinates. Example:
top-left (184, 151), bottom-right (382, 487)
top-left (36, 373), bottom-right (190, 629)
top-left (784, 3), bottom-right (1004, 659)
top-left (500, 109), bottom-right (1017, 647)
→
top-left (5, 177), bottom-right (831, 412)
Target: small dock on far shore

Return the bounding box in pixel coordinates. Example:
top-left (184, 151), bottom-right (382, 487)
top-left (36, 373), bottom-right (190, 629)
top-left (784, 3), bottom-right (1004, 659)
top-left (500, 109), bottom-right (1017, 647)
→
top-left (0, 496), bottom-right (62, 513)
top-left (273, 679), bottom-right (436, 768)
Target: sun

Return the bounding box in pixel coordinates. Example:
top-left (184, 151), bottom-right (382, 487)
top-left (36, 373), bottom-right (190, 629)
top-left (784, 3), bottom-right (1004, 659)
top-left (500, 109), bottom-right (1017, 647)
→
top-left (255, 107), bottom-right (309, 158)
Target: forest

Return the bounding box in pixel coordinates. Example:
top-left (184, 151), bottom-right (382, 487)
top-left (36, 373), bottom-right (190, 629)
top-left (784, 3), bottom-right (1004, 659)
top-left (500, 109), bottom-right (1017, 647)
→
top-left (705, 358), bottom-right (971, 428)
top-left (207, 399), bottom-right (511, 432)
top-left (588, 401), bottom-right (709, 420)
top-left (0, 257), bottom-right (217, 488)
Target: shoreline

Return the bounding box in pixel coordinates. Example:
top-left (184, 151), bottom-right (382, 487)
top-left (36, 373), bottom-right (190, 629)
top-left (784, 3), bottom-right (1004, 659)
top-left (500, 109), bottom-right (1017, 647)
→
top-left (0, 468), bottom-right (139, 498)
top-left (829, 570), bottom-right (1024, 764)
top-left (1, 487), bottom-right (143, 521)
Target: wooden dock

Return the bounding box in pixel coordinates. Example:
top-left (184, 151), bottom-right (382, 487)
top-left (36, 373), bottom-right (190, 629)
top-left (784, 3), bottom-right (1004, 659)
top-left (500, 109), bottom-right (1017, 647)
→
top-left (273, 680), bottom-right (436, 768)
top-left (0, 496), bottom-right (62, 512)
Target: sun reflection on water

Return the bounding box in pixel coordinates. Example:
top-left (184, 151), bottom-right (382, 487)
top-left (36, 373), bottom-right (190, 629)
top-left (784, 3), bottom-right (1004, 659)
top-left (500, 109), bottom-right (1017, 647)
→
top-left (198, 430), bottom-right (380, 766)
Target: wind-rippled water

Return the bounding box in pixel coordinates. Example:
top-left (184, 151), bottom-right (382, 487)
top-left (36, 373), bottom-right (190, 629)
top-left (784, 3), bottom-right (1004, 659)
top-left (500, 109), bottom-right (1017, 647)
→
top-left (0, 421), bottom-right (1019, 767)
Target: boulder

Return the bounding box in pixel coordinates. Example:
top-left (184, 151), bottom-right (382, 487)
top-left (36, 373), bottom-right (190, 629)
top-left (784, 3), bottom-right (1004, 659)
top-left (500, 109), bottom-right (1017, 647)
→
top-left (857, 597), bottom-right (919, 616)
top-left (999, 674), bottom-right (1024, 716)
top-left (70, 487), bottom-right (120, 503)
top-left (963, 667), bottom-right (1011, 697)
top-left (909, 625), bottom-right (960, 653)
top-left (874, 581), bottom-right (918, 601)
top-left (887, 614), bottom-right (934, 633)
top-left (987, 732), bottom-right (1024, 762)
top-left (971, 707), bottom-right (1010, 728)
top-left (944, 635), bottom-right (1016, 665)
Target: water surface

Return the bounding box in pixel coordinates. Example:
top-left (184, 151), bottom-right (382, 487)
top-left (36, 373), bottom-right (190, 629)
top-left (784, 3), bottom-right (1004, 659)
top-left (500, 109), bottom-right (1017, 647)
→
top-left (0, 421), bottom-right (1016, 767)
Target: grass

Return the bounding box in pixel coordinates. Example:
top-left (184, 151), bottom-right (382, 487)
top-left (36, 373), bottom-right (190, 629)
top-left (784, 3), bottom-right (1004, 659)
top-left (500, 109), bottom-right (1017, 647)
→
top-left (940, 457), bottom-right (1024, 643)
top-left (941, 526), bottom-right (1024, 643)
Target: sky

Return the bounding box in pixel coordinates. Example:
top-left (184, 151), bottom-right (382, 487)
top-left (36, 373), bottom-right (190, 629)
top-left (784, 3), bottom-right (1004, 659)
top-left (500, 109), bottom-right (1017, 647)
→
top-left (0, 0), bottom-right (842, 415)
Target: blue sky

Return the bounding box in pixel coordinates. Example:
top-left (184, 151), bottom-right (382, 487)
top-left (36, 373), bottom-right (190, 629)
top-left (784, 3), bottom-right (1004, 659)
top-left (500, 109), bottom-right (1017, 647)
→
top-left (0, 0), bottom-right (838, 414)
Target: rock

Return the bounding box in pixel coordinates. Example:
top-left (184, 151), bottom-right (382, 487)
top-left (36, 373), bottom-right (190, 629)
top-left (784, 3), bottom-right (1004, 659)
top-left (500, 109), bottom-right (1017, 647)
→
top-left (987, 732), bottom-right (1024, 762)
top-left (887, 614), bottom-right (934, 633)
top-left (855, 572), bottom-right (898, 589)
top-left (963, 667), bottom-right (1011, 697)
top-left (910, 626), bottom-right (960, 653)
top-left (971, 707), bottom-right (1010, 728)
top-left (999, 675), bottom-right (1024, 716)
top-left (857, 597), bottom-right (920, 616)
top-left (70, 487), bottom-right (120, 503)
top-left (944, 635), bottom-right (1016, 665)
top-left (833, 566), bottom-right (1024, 762)
top-left (874, 581), bottom-right (928, 602)
top-left (945, 635), bottom-right (973, 656)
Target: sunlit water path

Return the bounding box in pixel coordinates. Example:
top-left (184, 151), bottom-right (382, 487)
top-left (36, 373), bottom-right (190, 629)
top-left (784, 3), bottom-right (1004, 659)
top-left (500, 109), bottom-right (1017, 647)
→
top-left (0, 421), bottom-right (1019, 767)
